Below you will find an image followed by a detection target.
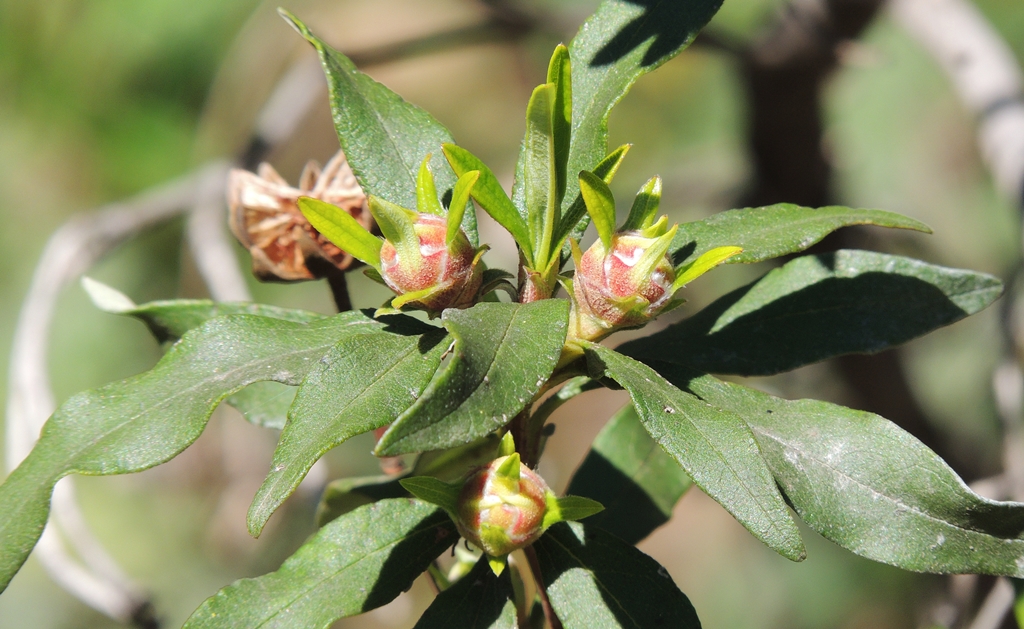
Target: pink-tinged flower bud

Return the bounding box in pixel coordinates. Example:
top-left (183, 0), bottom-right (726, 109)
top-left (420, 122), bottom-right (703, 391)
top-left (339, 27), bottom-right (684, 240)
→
top-left (570, 230), bottom-right (677, 343)
top-left (378, 212), bottom-right (483, 312)
top-left (454, 453), bottom-right (551, 559)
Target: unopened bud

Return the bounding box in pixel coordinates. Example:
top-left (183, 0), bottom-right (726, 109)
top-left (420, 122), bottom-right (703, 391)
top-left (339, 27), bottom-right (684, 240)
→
top-left (454, 453), bottom-right (550, 560)
top-left (377, 210), bottom-right (483, 312)
top-left (570, 230), bottom-right (676, 342)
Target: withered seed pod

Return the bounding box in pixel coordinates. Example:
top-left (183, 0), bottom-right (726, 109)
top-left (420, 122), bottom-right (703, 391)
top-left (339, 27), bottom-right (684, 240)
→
top-left (227, 150), bottom-right (372, 281)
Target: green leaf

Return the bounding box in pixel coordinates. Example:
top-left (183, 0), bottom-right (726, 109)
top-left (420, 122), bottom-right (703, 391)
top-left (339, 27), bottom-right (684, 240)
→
top-left (368, 195), bottom-right (419, 257)
top-left (547, 44), bottom-right (572, 208)
top-left (523, 83), bottom-right (559, 267)
top-left (621, 250), bottom-right (1004, 376)
top-left (83, 277), bottom-right (325, 344)
top-left (533, 522), bottom-right (702, 629)
top-left (578, 170), bottom-right (617, 250)
top-left (683, 373), bottom-right (1024, 577)
top-left (0, 311), bottom-right (385, 592)
top-left (282, 11), bottom-right (477, 244)
top-left (621, 176), bottom-right (661, 232)
top-left (670, 204), bottom-right (931, 267)
top-left (547, 496), bottom-right (605, 527)
top-left (447, 170), bottom-right (480, 246)
top-left (566, 403), bottom-right (692, 545)
top-left (582, 343), bottom-right (805, 561)
top-left (413, 557), bottom-right (517, 629)
top-left (248, 329), bottom-right (448, 536)
top-left (299, 196), bottom-right (382, 269)
top-left (184, 499), bottom-right (457, 629)
top-left (225, 381), bottom-right (296, 430)
top-left (671, 245), bottom-right (743, 292)
top-left (315, 475), bottom-right (407, 527)
top-left (417, 155), bottom-right (445, 216)
top-left (553, 144), bottom-right (629, 255)
top-left (560, 0), bottom-right (722, 241)
top-left (376, 300), bottom-right (570, 455)
top-left (443, 143), bottom-right (531, 259)
top-left (400, 476), bottom-right (461, 515)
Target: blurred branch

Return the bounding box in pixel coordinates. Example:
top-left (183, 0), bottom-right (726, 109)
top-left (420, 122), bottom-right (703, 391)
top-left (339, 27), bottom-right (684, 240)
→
top-left (890, 0), bottom-right (1024, 208)
top-left (3, 1), bottom-right (549, 622)
top-left (5, 162), bottom-right (229, 627)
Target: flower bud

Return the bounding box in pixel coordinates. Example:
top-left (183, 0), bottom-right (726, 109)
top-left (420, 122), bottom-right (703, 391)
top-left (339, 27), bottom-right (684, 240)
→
top-left (454, 453), bottom-right (551, 559)
top-left (569, 227), bottom-right (677, 343)
top-left (378, 211), bottom-right (483, 312)
top-left (399, 433), bottom-right (603, 575)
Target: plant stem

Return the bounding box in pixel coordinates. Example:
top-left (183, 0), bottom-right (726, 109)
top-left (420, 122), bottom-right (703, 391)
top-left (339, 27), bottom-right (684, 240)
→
top-left (525, 546), bottom-right (562, 629)
top-left (325, 269), bottom-right (353, 312)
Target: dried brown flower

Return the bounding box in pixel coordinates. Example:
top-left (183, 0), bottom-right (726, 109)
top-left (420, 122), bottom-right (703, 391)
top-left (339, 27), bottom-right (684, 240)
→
top-left (228, 151), bottom-right (371, 281)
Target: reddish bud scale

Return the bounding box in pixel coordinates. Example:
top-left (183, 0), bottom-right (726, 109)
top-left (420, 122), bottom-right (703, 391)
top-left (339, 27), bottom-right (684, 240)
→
top-left (455, 456), bottom-right (550, 557)
top-left (573, 232), bottom-right (675, 338)
top-left (379, 214), bottom-right (482, 310)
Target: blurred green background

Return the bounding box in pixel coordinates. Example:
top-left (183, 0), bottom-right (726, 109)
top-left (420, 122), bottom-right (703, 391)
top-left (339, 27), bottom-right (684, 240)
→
top-left (1, 0), bottom-right (1023, 627)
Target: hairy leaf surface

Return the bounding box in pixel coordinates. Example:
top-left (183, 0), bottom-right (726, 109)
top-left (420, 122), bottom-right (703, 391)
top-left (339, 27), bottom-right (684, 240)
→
top-left (670, 204), bottom-right (930, 267)
top-left (248, 329), bottom-right (448, 535)
top-left (621, 250), bottom-right (1002, 376)
top-left (679, 373), bottom-right (1024, 577)
top-left (185, 499), bottom-right (456, 628)
top-left (376, 300), bottom-right (569, 455)
top-left (549, 0), bottom-right (721, 242)
top-left (583, 344), bottom-right (804, 560)
top-left (282, 12), bottom-right (477, 243)
top-left (0, 312), bottom-right (385, 592)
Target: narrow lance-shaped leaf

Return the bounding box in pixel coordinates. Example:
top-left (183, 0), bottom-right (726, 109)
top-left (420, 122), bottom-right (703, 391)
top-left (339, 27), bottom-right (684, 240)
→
top-left (533, 522), bottom-right (702, 629)
top-left (669, 203), bottom-right (931, 267)
top-left (680, 372), bottom-right (1024, 578)
top-left (621, 250), bottom-right (1004, 376)
top-left (298, 196), bottom-right (382, 269)
top-left (671, 245), bottom-right (743, 292)
top-left (413, 556), bottom-right (517, 629)
top-left (553, 144), bottom-right (629, 254)
top-left (443, 143), bottom-right (531, 259)
top-left (566, 403), bottom-right (692, 545)
top-left (185, 499), bottom-right (457, 629)
top-left (369, 195), bottom-right (419, 259)
top-left (578, 170), bottom-right (616, 249)
top-left (547, 44), bottom-right (572, 209)
top-left (82, 277), bottom-right (325, 344)
top-left (621, 176), bottom-right (661, 232)
top-left (447, 170), bottom-right (480, 246)
top-left (248, 328), bottom-right (448, 536)
top-left (582, 342), bottom-right (805, 561)
top-left (376, 300), bottom-right (569, 455)
top-left (417, 155), bottom-right (445, 216)
top-left (281, 11), bottom-right (477, 243)
top-left (523, 83), bottom-right (559, 267)
top-left (560, 0), bottom-right (722, 241)
top-left (0, 311), bottom-right (388, 592)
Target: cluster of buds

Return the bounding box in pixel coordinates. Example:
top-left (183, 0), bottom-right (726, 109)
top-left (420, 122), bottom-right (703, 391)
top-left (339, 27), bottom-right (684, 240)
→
top-left (401, 433), bottom-right (603, 575)
top-left (228, 150), bottom-right (371, 281)
top-left (298, 155), bottom-right (487, 314)
top-left (566, 172), bottom-right (742, 345)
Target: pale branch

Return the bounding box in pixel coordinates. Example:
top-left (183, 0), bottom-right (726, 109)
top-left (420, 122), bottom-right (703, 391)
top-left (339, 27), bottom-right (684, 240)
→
top-left (5, 162), bottom-right (228, 627)
top-left (890, 0), bottom-right (1024, 208)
